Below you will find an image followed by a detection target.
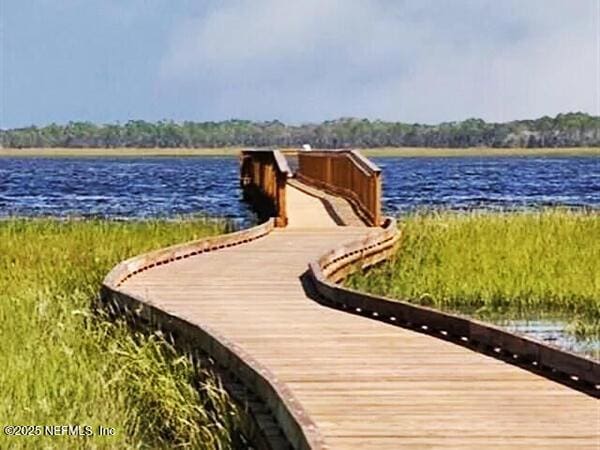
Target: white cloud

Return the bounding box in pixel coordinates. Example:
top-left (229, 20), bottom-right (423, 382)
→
top-left (159, 0), bottom-right (600, 123)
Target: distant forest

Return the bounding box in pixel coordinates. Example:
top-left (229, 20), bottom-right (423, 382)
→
top-left (2, 112), bottom-right (599, 149)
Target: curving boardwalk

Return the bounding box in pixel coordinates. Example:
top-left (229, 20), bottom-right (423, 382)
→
top-left (115, 179), bottom-right (599, 449)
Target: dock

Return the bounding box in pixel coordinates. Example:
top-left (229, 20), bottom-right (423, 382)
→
top-left (102, 149), bottom-right (599, 449)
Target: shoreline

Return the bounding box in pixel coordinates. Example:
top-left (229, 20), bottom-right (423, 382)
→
top-left (360, 146), bottom-right (600, 157)
top-left (0, 146), bottom-right (599, 158)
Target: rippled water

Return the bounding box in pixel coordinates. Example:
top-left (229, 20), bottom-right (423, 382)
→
top-left (0, 157), bottom-right (257, 227)
top-left (376, 156), bottom-right (600, 214)
top-left (1, 156), bottom-right (598, 222)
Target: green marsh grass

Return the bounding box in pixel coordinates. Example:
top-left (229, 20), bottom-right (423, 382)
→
top-left (0, 218), bottom-right (242, 449)
top-left (346, 210), bottom-right (600, 343)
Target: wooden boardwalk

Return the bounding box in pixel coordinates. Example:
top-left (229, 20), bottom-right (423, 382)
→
top-left (117, 176), bottom-right (599, 449)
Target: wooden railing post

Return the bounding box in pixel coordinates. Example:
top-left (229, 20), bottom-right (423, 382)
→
top-left (276, 171), bottom-right (287, 227)
top-left (373, 171), bottom-right (381, 226)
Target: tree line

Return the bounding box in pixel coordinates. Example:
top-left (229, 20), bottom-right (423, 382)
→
top-left (1, 112), bottom-right (599, 149)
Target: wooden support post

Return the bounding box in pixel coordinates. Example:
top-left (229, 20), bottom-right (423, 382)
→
top-left (240, 149), bottom-right (290, 228)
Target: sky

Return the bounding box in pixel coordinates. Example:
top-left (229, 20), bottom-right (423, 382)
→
top-left (1, 0), bottom-right (599, 128)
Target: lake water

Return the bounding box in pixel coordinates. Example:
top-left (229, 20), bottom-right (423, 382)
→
top-left (379, 156), bottom-right (600, 214)
top-left (0, 157), bottom-right (256, 226)
top-left (1, 155), bottom-right (598, 358)
top-left (1, 156), bottom-right (598, 223)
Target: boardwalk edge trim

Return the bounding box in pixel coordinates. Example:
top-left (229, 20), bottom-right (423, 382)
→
top-left (101, 218), bottom-right (325, 450)
top-left (307, 217), bottom-right (600, 398)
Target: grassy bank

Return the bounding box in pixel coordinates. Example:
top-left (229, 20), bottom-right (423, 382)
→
top-left (346, 210), bottom-right (600, 340)
top-left (0, 218), bottom-right (242, 449)
top-left (1, 146), bottom-right (598, 158)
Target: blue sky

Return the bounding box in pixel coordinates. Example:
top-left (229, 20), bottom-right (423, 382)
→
top-left (1, 0), bottom-right (599, 128)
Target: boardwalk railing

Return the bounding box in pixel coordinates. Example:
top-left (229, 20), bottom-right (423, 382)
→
top-left (307, 219), bottom-right (600, 396)
top-left (297, 150), bottom-right (382, 226)
top-left (240, 149), bottom-right (291, 227)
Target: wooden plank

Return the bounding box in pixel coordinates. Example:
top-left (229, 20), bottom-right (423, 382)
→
top-left (104, 179), bottom-right (599, 450)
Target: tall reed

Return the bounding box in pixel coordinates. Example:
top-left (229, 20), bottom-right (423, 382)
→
top-left (346, 210), bottom-right (600, 339)
top-left (0, 218), bottom-right (242, 449)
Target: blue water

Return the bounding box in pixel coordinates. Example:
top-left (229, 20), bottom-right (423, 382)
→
top-left (377, 156), bottom-right (600, 214)
top-left (1, 157), bottom-right (597, 224)
top-left (0, 157), bottom-right (257, 227)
